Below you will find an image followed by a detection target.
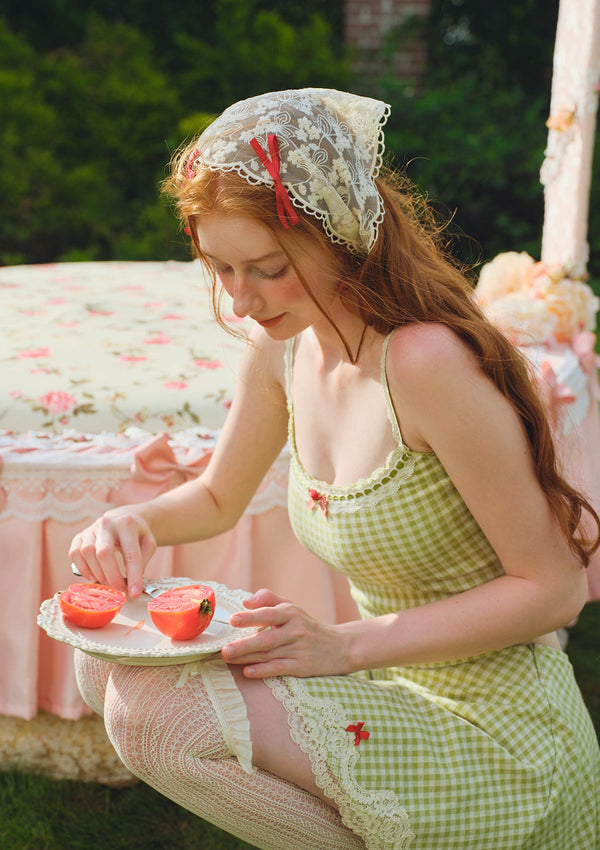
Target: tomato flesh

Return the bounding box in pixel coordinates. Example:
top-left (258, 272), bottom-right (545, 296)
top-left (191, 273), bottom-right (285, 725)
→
top-left (148, 584), bottom-right (215, 641)
top-left (59, 584), bottom-right (126, 629)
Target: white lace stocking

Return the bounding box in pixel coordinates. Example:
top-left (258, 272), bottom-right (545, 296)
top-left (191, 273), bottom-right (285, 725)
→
top-left (74, 652), bottom-right (364, 849)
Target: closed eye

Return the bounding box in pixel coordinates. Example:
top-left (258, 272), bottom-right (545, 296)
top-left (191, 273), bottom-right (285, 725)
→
top-left (257, 265), bottom-right (290, 280)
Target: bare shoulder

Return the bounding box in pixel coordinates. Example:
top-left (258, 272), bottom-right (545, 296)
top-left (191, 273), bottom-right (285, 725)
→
top-left (386, 322), bottom-right (480, 390)
top-left (384, 322), bottom-right (508, 453)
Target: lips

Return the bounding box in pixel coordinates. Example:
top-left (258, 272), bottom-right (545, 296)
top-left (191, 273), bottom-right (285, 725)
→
top-left (255, 313), bottom-right (285, 328)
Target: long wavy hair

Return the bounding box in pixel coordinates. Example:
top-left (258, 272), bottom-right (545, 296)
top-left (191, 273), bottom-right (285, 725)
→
top-left (163, 147), bottom-right (600, 567)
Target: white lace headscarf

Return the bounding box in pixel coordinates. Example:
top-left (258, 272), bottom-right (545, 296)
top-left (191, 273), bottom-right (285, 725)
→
top-left (185, 88), bottom-right (391, 256)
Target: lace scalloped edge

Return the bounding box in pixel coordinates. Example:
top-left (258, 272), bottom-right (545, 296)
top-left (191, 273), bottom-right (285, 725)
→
top-left (289, 450), bottom-right (417, 515)
top-left (265, 676), bottom-right (415, 849)
top-left (0, 490), bottom-right (119, 523)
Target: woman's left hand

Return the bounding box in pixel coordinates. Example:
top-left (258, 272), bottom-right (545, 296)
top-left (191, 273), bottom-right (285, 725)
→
top-left (221, 588), bottom-right (352, 678)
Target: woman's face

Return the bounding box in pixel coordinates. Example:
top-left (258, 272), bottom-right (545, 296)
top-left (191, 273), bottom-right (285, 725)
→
top-left (194, 214), bottom-right (338, 340)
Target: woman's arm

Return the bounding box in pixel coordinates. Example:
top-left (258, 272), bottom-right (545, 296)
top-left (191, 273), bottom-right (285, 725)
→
top-left (69, 328), bottom-right (289, 594)
top-left (222, 324), bottom-right (588, 677)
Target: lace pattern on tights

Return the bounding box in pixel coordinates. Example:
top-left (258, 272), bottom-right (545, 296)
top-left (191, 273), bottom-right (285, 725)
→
top-left (75, 652), bottom-right (365, 849)
top-left (266, 676), bottom-right (416, 849)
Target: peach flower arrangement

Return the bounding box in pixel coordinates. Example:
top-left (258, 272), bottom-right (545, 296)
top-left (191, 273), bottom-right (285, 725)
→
top-left (475, 251), bottom-right (599, 346)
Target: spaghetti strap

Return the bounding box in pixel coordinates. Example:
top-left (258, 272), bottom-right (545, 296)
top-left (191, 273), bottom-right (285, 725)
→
top-left (380, 332), bottom-right (404, 449)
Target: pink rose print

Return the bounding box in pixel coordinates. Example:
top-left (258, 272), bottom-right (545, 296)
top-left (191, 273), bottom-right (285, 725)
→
top-left (19, 347), bottom-right (50, 358)
top-left (195, 359), bottom-right (224, 369)
top-left (39, 390), bottom-right (78, 414)
top-left (164, 381), bottom-right (189, 390)
top-left (120, 354), bottom-right (149, 363)
top-left (9, 390), bottom-right (22, 399)
top-left (144, 333), bottom-right (171, 345)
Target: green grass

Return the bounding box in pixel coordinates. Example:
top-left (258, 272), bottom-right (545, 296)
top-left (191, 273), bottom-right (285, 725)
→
top-left (1, 604), bottom-right (598, 850)
top-left (0, 769), bottom-right (253, 850)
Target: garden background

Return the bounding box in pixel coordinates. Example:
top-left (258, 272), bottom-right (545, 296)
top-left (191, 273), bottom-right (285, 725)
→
top-left (2, 0), bottom-right (597, 291)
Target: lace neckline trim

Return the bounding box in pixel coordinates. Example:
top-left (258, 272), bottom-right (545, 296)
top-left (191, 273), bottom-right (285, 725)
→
top-left (285, 334), bottom-right (420, 501)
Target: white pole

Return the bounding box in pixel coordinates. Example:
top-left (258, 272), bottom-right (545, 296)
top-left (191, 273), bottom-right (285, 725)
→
top-left (540, 0), bottom-right (600, 276)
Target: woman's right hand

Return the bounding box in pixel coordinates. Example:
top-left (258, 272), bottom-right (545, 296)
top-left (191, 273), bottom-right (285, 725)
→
top-left (69, 507), bottom-right (157, 597)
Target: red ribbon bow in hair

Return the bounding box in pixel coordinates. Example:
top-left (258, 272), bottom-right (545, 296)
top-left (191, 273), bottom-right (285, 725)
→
top-left (250, 135), bottom-right (300, 229)
top-left (186, 148), bottom-right (200, 181)
top-left (346, 722), bottom-right (370, 746)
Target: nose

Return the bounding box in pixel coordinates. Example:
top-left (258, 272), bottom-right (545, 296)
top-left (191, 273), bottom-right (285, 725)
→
top-left (230, 274), bottom-right (262, 319)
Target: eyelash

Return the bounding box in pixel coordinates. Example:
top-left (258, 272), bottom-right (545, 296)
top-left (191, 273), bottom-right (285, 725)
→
top-left (217, 265), bottom-right (289, 281)
top-left (257, 265), bottom-right (289, 280)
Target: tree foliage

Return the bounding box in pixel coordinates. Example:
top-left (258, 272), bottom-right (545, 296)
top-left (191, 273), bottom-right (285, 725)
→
top-left (376, 0), bottom-right (564, 269)
top-left (0, 0), bottom-right (348, 264)
top-left (0, 0), bottom-right (597, 284)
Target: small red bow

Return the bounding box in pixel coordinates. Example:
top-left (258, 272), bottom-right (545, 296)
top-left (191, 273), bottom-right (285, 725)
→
top-left (185, 148), bottom-right (200, 181)
top-left (307, 488), bottom-right (328, 517)
top-left (250, 134), bottom-right (299, 229)
top-left (346, 722), bottom-right (370, 746)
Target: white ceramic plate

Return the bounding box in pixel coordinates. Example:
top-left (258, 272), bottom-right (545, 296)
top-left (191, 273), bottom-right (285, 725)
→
top-left (38, 577), bottom-right (255, 666)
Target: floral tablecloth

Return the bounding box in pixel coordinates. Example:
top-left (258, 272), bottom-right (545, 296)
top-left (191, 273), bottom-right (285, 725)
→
top-left (0, 260), bottom-right (248, 433)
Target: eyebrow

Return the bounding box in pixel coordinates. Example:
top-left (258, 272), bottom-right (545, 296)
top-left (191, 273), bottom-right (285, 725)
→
top-left (202, 250), bottom-right (286, 264)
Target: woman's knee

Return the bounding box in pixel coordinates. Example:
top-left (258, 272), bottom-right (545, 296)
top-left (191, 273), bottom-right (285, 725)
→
top-left (103, 664), bottom-right (230, 778)
top-left (74, 651), bottom-right (113, 716)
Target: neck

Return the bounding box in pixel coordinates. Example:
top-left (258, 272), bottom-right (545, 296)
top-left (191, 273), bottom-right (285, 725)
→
top-left (310, 306), bottom-right (372, 366)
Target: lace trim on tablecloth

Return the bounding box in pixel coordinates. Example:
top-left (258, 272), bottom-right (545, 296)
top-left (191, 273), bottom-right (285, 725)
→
top-left (0, 428), bottom-right (290, 521)
top-left (265, 676), bottom-right (415, 849)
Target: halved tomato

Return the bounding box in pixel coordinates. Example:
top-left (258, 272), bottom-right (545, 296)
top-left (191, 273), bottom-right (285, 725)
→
top-left (59, 583), bottom-right (126, 629)
top-left (148, 584), bottom-right (215, 641)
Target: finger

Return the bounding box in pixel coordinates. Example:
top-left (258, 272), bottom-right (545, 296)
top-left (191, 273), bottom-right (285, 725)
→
top-left (242, 588), bottom-right (290, 610)
top-left (92, 523), bottom-right (129, 592)
top-left (221, 623), bottom-right (295, 661)
top-left (117, 524), bottom-right (154, 598)
top-left (69, 539), bottom-right (97, 584)
top-left (73, 528), bottom-right (114, 586)
top-left (241, 658), bottom-right (300, 678)
top-left (229, 603), bottom-right (295, 630)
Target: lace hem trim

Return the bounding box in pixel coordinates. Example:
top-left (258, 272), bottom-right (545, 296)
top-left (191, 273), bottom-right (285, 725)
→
top-left (195, 659), bottom-right (255, 775)
top-left (265, 676), bottom-right (415, 849)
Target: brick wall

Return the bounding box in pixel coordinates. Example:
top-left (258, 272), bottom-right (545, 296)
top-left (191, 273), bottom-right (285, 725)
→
top-left (344, 0), bottom-right (431, 87)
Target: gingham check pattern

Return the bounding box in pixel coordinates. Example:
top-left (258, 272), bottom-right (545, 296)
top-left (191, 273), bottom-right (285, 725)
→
top-left (268, 337), bottom-right (600, 849)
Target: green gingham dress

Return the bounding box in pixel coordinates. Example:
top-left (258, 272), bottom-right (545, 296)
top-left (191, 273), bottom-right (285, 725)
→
top-left (265, 334), bottom-right (600, 850)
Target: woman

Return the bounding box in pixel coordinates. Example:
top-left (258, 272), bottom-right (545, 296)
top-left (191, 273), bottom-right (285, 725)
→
top-left (70, 89), bottom-right (600, 849)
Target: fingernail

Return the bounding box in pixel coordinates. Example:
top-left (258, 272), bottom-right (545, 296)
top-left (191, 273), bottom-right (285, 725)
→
top-left (130, 583), bottom-right (140, 596)
top-left (244, 666), bottom-right (256, 677)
